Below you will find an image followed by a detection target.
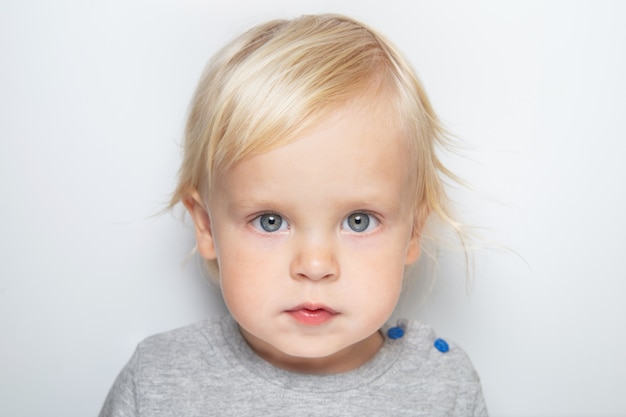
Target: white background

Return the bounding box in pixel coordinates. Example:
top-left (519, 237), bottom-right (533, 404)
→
top-left (1, 1), bottom-right (625, 416)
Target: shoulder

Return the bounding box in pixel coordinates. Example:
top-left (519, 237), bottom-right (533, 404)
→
top-left (387, 320), bottom-right (488, 416)
top-left (405, 321), bottom-right (482, 385)
top-left (132, 316), bottom-right (228, 373)
top-left (99, 317), bottom-right (234, 417)
top-left (137, 318), bottom-right (215, 350)
top-left (400, 321), bottom-right (478, 373)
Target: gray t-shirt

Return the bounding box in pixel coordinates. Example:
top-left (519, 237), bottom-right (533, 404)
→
top-left (100, 316), bottom-right (487, 416)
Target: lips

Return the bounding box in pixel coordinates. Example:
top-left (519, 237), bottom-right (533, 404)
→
top-left (285, 303), bottom-right (338, 326)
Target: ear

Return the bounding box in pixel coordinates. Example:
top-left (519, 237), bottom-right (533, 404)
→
top-left (182, 191), bottom-right (217, 260)
top-left (405, 232), bottom-right (421, 265)
top-left (405, 203), bottom-right (430, 265)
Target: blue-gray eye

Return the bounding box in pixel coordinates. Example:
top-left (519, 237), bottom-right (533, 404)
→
top-left (345, 212), bottom-right (370, 232)
top-left (259, 214), bottom-right (283, 232)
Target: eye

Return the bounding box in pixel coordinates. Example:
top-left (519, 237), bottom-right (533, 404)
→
top-left (342, 212), bottom-right (379, 233)
top-left (252, 213), bottom-right (288, 233)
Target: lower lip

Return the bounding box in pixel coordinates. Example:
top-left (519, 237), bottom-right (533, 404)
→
top-left (286, 309), bottom-right (337, 325)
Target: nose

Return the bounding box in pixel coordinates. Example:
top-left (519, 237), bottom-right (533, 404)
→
top-left (290, 236), bottom-right (339, 281)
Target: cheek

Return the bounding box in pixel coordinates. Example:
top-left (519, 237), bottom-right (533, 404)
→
top-left (342, 247), bottom-right (405, 306)
top-left (349, 231), bottom-right (413, 276)
top-left (344, 237), bottom-right (407, 306)
top-left (216, 238), bottom-right (283, 317)
top-left (219, 266), bottom-right (266, 326)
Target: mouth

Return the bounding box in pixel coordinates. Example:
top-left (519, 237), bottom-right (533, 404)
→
top-left (285, 303), bottom-right (338, 326)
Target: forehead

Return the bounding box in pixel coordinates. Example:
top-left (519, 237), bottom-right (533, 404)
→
top-left (212, 97), bottom-right (415, 209)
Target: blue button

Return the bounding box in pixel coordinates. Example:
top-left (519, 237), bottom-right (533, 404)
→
top-left (387, 326), bottom-right (404, 339)
top-left (434, 338), bottom-right (449, 353)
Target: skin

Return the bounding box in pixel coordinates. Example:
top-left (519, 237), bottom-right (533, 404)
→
top-left (185, 96), bottom-right (423, 374)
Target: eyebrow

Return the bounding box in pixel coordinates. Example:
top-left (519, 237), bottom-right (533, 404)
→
top-left (227, 195), bottom-right (404, 216)
top-left (225, 198), bottom-right (287, 212)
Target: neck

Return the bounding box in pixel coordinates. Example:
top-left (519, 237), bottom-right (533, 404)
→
top-left (239, 327), bottom-right (385, 374)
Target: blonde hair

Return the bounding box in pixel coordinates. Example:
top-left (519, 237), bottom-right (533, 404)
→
top-left (170, 14), bottom-right (462, 273)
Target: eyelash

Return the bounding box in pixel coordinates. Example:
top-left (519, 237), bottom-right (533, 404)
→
top-left (341, 212), bottom-right (380, 234)
top-left (250, 211), bottom-right (380, 234)
top-left (250, 213), bottom-right (289, 233)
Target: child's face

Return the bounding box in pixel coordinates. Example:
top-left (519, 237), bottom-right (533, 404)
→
top-left (188, 97), bottom-right (422, 373)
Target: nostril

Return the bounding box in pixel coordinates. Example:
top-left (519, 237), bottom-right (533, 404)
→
top-left (290, 247), bottom-right (339, 281)
top-left (296, 271), bottom-right (335, 281)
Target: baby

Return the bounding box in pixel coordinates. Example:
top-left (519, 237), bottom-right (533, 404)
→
top-left (100, 14), bottom-right (487, 416)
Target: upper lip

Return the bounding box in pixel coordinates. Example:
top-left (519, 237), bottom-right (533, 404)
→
top-left (286, 303), bottom-right (338, 314)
